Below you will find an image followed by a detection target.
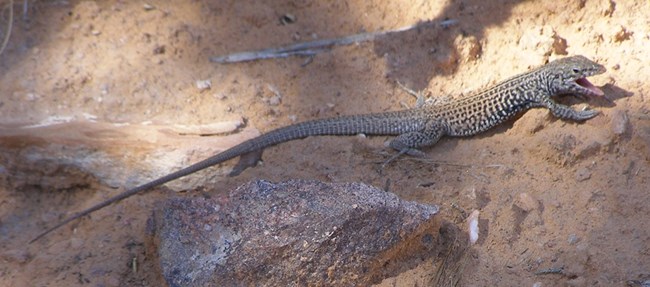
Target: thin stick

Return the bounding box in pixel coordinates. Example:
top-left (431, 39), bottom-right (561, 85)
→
top-left (211, 20), bottom-right (457, 64)
top-left (0, 0), bottom-right (13, 55)
top-left (534, 266), bottom-right (564, 276)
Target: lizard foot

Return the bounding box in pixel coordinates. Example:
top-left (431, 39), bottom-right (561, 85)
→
top-left (229, 149), bottom-right (264, 176)
top-left (574, 107), bottom-right (600, 121)
top-left (381, 148), bottom-right (425, 169)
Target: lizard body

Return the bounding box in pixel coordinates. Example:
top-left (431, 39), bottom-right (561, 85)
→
top-left (30, 55), bottom-right (606, 243)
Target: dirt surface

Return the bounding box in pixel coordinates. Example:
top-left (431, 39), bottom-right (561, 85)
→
top-left (0, 0), bottom-right (648, 286)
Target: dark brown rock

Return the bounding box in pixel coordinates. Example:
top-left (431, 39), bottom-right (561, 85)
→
top-left (146, 180), bottom-right (441, 287)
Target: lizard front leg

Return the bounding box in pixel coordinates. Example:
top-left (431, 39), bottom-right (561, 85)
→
top-left (542, 98), bottom-right (599, 121)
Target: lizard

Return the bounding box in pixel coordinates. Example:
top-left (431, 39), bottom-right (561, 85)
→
top-left (30, 55), bottom-right (606, 243)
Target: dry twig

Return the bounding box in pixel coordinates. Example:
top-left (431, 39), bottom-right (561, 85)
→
top-left (0, 0), bottom-right (13, 55)
top-left (211, 19), bottom-right (457, 64)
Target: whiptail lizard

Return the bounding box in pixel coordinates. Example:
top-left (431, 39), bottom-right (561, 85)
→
top-left (30, 55), bottom-right (606, 243)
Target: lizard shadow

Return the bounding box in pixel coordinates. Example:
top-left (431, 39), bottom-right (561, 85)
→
top-left (598, 83), bottom-right (635, 106)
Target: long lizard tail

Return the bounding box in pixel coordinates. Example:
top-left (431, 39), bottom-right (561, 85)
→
top-left (30, 109), bottom-right (426, 243)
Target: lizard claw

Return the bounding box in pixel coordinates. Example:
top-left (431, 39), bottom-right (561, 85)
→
top-left (381, 148), bottom-right (425, 168)
top-left (575, 107), bottom-right (600, 120)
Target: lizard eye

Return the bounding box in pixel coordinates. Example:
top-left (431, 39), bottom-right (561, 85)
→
top-left (572, 68), bottom-right (580, 74)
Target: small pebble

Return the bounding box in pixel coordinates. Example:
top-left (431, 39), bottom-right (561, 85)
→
top-left (196, 79), bottom-right (212, 91)
top-left (575, 168), bottom-right (591, 182)
top-left (143, 3), bottom-right (155, 11)
top-left (280, 14), bottom-right (296, 25)
top-left (100, 83), bottom-right (110, 95)
top-left (467, 210), bottom-right (480, 245)
top-left (153, 45), bottom-right (166, 55)
top-left (267, 95), bottom-right (281, 106)
top-left (25, 93), bottom-right (39, 101)
top-left (514, 193), bottom-right (538, 212)
top-left (568, 234), bottom-right (580, 245)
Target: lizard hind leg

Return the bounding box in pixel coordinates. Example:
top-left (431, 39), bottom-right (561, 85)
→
top-left (385, 123), bottom-right (446, 165)
top-left (229, 149), bottom-right (264, 176)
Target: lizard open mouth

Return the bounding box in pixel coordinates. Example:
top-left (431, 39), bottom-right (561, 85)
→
top-left (576, 77), bottom-right (604, 96)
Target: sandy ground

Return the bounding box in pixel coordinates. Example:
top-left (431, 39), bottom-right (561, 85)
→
top-left (0, 0), bottom-right (649, 286)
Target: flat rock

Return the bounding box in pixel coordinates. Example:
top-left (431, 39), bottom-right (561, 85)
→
top-left (146, 179), bottom-right (441, 287)
top-left (0, 120), bottom-right (257, 191)
top-left (610, 109), bottom-right (629, 136)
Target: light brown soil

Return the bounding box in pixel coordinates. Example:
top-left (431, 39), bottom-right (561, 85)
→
top-left (1, 0), bottom-right (648, 286)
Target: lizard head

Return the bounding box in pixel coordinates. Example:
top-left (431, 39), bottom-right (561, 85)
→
top-left (544, 55), bottom-right (606, 97)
